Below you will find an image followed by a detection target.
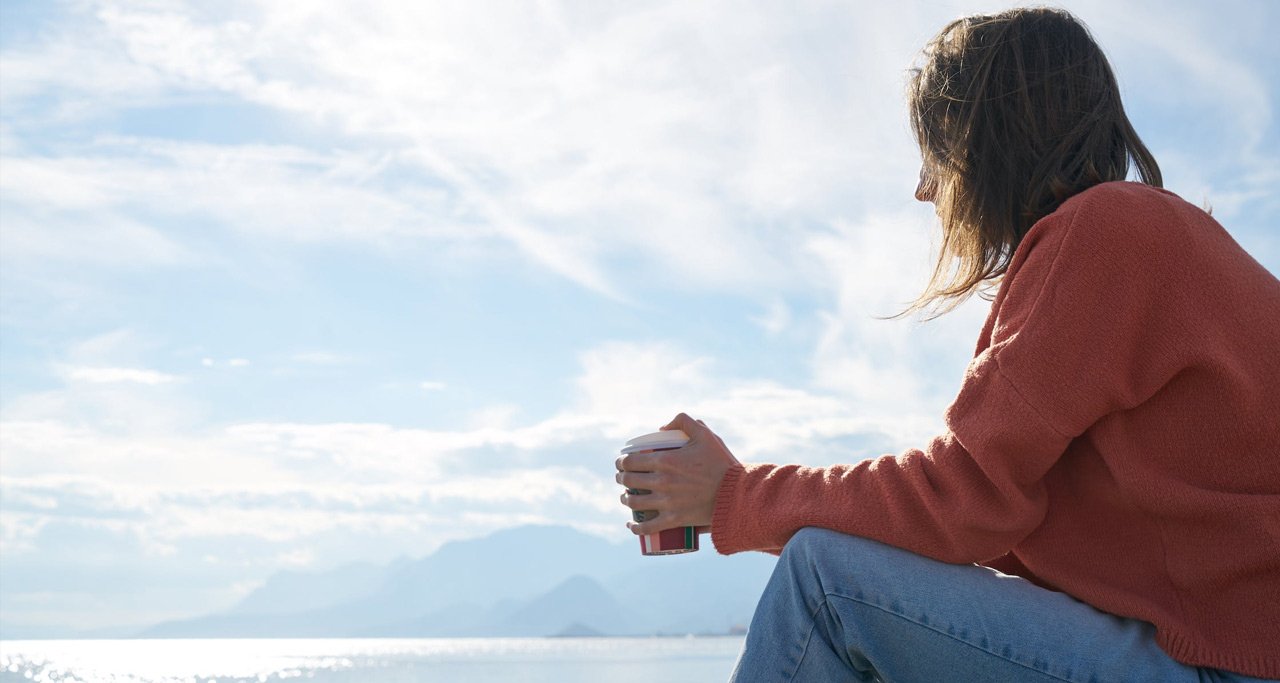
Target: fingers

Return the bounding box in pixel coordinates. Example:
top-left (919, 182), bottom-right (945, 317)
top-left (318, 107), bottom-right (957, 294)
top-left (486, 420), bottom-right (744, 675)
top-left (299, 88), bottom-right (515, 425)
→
top-left (618, 488), bottom-right (663, 510)
top-left (627, 517), bottom-right (683, 536)
top-left (661, 412), bottom-right (708, 437)
top-left (627, 507), bottom-right (699, 535)
top-left (615, 451), bottom-right (665, 473)
top-left (615, 470), bottom-right (660, 490)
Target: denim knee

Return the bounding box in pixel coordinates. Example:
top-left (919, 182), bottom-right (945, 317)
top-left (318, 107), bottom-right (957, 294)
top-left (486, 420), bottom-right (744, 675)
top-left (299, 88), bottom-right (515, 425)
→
top-left (783, 526), bottom-right (845, 559)
top-left (780, 528), bottom-right (915, 597)
top-left (782, 528), bottom-right (875, 583)
top-left (783, 527), bottom-right (882, 566)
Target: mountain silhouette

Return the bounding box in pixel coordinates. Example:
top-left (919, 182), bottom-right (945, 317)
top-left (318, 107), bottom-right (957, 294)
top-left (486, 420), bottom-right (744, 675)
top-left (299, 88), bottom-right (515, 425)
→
top-left (141, 525), bottom-right (776, 638)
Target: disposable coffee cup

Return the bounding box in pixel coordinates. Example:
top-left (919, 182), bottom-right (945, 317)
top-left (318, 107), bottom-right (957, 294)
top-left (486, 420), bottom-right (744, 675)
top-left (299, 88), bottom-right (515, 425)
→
top-left (621, 429), bottom-right (698, 555)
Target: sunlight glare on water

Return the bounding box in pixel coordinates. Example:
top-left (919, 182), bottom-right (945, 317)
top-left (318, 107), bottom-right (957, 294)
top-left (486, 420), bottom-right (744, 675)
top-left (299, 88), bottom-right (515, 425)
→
top-left (0, 637), bottom-right (746, 683)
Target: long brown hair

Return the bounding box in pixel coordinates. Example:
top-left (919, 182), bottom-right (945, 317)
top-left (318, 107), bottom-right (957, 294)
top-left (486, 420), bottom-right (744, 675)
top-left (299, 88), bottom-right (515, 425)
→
top-left (905, 7), bottom-right (1162, 317)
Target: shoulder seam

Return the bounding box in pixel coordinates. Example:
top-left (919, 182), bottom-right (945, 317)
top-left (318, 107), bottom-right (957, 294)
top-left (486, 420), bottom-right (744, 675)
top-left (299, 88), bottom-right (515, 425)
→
top-left (991, 355), bottom-right (1071, 440)
top-left (989, 192), bottom-right (1094, 440)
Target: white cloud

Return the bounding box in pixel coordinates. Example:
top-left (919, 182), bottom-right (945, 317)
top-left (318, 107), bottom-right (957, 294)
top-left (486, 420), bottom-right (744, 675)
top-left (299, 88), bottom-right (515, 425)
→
top-left (66, 329), bottom-right (142, 362)
top-left (1, 331), bottom-right (200, 434)
top-left (800, 210), bottom-right (989, 419)
top-left (0, 512), bottom-right (47, 556)
top-left (571, 341), bottom-right (715, 435)
top-left (751, 298), bottom-right (792, 336)
top-left (426, 467), bottom-right (618, 513)
top-left (272, 549), bottom-right (316, 568)
top-left (419, 381), bottom-right (447, 392)
top-left (0, 338), bottom-right (933, 556)
top-left (0, 141), bottom-right (470, 259)
top-left (1075, 0), bottom-right (1272, 146)
top-left (0, 211), bottom-right (194, 268)
top-left (59, 365), bottom-right (181, 385)
top-left (0, 1), bottom-right (931, 297)
top-left (0, 23), bottom-right (169, 117)
top-left (7, 0), bottom-right (1270, 300)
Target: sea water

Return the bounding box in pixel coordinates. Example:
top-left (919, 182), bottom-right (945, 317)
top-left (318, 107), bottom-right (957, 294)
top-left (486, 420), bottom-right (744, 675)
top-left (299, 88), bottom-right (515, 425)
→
top-left (0, 636), bottom-right (745, 682)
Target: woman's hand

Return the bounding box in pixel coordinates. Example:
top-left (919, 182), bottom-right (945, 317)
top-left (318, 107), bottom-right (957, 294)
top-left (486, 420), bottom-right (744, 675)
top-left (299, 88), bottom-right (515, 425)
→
top-left (615, 413), bottom-right (740, 536)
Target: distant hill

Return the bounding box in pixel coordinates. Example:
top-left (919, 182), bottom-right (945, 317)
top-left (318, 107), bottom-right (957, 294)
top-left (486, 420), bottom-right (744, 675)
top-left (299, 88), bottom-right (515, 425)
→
top-left (140, 525), bottom-right (777, 638)
top-left (225, 559), bottom-right (398, 616)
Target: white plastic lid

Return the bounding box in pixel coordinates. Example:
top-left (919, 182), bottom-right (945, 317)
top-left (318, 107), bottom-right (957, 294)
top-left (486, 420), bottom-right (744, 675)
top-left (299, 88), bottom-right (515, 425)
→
top-left (620, 429), bottom-right (690, 454)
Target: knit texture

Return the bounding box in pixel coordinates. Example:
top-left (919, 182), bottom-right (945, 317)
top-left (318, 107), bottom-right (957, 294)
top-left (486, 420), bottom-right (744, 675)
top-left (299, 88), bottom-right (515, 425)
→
top-left (711, 182), bottom-right (1280, 678)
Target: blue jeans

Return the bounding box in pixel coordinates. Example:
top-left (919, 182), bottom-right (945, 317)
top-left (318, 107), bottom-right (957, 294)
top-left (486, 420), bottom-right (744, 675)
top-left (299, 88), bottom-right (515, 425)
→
top-left (730, 528), bottom-right (1273, 683)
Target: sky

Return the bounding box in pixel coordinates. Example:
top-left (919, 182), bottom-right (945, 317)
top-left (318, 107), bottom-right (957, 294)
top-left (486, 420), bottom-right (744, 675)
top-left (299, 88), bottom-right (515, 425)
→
top-left (1, 0), bottom-right (1276, 636)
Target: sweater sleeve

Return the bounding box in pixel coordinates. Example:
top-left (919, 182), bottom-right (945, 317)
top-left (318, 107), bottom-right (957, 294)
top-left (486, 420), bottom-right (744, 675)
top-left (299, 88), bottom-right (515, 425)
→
top-left (711, 183), bottom-right (1188, 561)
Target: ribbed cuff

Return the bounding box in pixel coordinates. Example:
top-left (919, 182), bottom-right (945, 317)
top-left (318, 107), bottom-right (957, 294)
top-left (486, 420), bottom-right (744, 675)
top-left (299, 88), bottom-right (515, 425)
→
top-left (710, 461), bottom-right (747, 555)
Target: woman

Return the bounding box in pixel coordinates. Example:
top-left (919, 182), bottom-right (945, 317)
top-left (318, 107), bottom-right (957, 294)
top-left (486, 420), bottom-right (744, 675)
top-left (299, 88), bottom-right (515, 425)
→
top-left (615, 8), bottom-right (1279, 682)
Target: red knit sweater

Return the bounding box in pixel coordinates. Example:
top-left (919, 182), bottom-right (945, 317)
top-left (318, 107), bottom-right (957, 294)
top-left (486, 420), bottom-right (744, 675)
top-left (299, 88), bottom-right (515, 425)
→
top-left (711, 181), bottom-right (1280, 678)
